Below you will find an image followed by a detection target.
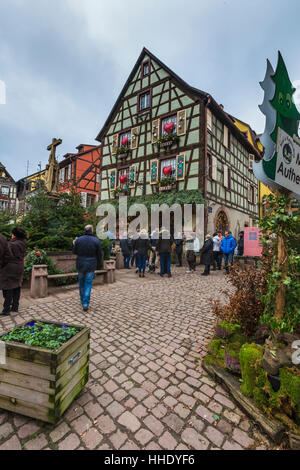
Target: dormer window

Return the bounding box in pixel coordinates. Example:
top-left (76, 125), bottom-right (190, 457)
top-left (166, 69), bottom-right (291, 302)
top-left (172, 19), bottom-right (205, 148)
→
top-left (143, 60), bottom-right (150, 76)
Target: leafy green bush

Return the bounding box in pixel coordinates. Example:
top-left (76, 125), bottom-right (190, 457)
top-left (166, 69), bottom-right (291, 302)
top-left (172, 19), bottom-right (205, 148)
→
top-left (0, 321), bottom-right (79, 351)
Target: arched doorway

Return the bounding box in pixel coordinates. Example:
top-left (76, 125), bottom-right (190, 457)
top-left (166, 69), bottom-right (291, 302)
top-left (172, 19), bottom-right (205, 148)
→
top-left (215, 210), bottom-right (229, 234)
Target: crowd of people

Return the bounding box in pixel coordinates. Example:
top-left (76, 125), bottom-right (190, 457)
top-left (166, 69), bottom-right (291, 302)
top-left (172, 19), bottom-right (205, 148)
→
top-left (119, 228), bottom-right (244, 278)
top-left (0, 224), bottom-right (244, 316)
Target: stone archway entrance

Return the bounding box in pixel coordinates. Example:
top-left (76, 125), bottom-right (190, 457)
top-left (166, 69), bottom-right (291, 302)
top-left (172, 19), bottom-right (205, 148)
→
top-left (215, 210), bottom-right (229, 234)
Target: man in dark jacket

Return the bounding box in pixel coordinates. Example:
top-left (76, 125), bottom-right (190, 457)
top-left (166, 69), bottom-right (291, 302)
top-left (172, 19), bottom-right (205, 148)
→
top-left (0, 228), bottom-right (27, 315)
top-left (132, 229), bottom-right (153, 277)
top-left (174, 232), bottom-right (183, 267)
top-left (200, 234), bottom-right (214, 276)
top-left (120, 233), bottom-right (131, 269)
top-left (157, 230), bottom-right (173, 278)
top-left (73, 225), bottom-right (102, 311)
top-left (237, 231), bottom-right (244, 256)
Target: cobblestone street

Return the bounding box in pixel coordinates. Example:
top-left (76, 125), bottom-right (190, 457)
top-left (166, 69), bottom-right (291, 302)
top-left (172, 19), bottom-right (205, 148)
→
top-left (0, 268), bottom-right (277, 450)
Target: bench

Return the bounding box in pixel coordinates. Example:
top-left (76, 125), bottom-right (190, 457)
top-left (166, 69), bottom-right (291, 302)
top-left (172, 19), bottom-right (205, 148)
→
top-left (30, 261), bottom-right (116, 299)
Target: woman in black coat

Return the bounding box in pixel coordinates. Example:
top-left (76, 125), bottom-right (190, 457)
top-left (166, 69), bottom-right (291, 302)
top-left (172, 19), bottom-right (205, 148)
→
top-left (133, 230), bottom-right (153, 278)
top-left (200, 234), bottom-right (214, 276)
top-left (0, 227), bottom-right (27, 315)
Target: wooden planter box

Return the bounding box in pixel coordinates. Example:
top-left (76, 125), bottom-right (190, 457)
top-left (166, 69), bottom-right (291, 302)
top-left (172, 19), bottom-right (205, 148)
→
top-left (0, 320), bottom-right (90, 424)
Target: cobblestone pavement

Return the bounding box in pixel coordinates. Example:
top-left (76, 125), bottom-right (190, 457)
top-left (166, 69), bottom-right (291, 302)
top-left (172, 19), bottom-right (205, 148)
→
top-left (0, 268), bottom-right (277, 450)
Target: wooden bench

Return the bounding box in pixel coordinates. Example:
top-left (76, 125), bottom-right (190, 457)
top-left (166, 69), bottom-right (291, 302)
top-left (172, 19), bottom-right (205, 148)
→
top-left (30, 261), bottom-right (116, 299)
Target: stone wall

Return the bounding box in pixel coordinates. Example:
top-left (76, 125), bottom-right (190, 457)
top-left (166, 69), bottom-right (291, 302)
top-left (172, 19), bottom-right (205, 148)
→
top-left (46, 252), bottom-right (77, 272)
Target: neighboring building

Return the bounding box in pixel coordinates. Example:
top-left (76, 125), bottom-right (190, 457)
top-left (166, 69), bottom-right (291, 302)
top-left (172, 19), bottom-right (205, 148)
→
top-left (17, 144), bottom-right (102, 211)
top-left (58, 144), bottom-right (101, 207)
top-left (17, 169), bottom-right (46, 211)
top-left (0, 163), bottom-right (18, 213)
top-left (96, 48), bottom-right (260, 237)
top-left (230, 116), bottom-right (272, 219)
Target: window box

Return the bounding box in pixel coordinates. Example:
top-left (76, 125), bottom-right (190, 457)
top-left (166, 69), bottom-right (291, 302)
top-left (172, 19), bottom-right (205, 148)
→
top-left (157, 134), bottom-right (180, 149)
top-left (158, 176), bottom-right (177, 192)
top-left (116, 146), bottom-right (131, 159)
top-left (113, 186), bottom-right (129, 198)
top-left (0, 320), bottom-right (90, 424)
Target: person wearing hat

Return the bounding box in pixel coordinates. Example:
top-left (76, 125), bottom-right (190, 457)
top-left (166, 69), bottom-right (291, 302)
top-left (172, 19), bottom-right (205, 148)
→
top-left (200, 234), bottom-right (214, 276)
top-left (132, 229), bottom-right (153, 277)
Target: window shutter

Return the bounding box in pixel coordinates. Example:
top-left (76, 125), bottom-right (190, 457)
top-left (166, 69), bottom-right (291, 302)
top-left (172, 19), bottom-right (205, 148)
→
top-left (177, 109), bottom-right (186, 136)
top-left (176, 154), bottom-right (185, 181)
top-left (223, 125), bottom-right (229, 148)
top-left (131, 127), bottom-right (139, 150)
top-left (109, 169), bottom-right (117, 191)
top-left (224, 164), bottom-right (229, 188)
top-left (111, 134), bottom-right (118, 155)
top-left (129, 165), bottom-right (136, 189)
top-left (207, 109), bottom-right (212, 132)
top-left (68, 164), bottom-right (72, 180)
top-left (81, 192), bottom-right (87, 208)
top-left (152, 119), bottom-right (160, 144)
top-left (150, 160), bottom-right (159, 184)
top-left (212, 156), bottom-right (217, 181)
top-left (228, 168), bottom-right (231, 190)
top-left (247, 183), bottom-right (251, 202)
top-left (249, 154), bottom-right (254, 171)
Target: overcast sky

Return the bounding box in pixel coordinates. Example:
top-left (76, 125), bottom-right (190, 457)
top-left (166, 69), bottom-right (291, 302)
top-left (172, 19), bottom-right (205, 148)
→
top-left (0, 0), bottom-right (300, 180)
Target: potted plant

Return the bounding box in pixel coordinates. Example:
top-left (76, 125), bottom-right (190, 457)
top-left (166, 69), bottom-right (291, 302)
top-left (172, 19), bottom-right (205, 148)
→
top-left (0, 319), bottom-right (90, 423)
top-left (116, 146), bottom-right (131, 159)
top-left (159, 171), bottom-right (176, 192)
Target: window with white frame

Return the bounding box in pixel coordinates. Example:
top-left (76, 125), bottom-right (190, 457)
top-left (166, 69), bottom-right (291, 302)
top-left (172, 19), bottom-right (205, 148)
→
top-left (160, 158), bottom-right (176, 179)
top-left (161, 115), bottom-right (177, 135)
top-left (139, 91), bottom-right (150, 111)
top-left (119, 131), bottom-right (131, 148)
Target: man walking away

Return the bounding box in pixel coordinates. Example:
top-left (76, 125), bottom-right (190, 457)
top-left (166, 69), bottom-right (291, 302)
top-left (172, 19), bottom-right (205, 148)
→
top-left (200, 234), bottom-right (214, 276)
top-left (120, 232), bottom-right (131, 269)
top-left (174, 232), bottom-right (183, 267)
top-left (221, 231), bottom-right (237, 274)
top-left (73, 225), bottom-right (102, 311)
top-left (212, 232), bottom-right (222, 270)
top-left (157, 229), bottom-right (173, 278)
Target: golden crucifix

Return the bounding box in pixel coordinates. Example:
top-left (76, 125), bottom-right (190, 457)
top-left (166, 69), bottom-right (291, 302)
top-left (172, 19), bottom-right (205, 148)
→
top-left (45, 138), bottom-right (62, 194)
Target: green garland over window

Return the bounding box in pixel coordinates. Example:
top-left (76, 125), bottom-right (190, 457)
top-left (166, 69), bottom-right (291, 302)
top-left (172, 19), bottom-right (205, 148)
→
top-left (97, 190), bottom-right (205, 214)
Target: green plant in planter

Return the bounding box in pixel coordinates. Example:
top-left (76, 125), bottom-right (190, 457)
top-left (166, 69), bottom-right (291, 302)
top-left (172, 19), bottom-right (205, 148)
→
top-left (116, 145), bottom-right (130, 155)
top-left (159, 176), bottom-right (176, 188)
top-left (0, 321), bottom-right (79, 351)
top-left (157, 133), bottom-right (180, 146)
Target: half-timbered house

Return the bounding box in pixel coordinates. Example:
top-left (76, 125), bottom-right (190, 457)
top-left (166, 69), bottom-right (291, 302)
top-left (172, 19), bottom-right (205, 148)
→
top-left (58, 144), bottom-right (101, 207)
top-left (0, 163), bottom-right (18, 213)
top-left (96, 48), bottom-right (260, 237)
